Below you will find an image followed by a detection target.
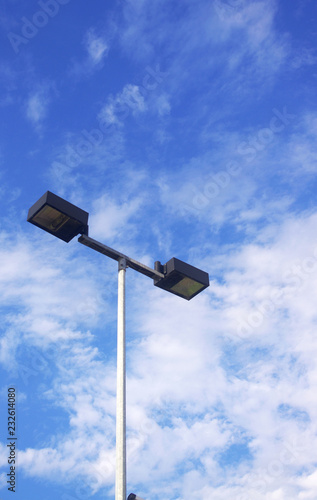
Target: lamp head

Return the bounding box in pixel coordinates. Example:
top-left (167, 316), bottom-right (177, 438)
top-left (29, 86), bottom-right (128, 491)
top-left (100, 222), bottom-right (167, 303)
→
top-left (27, 191), bottom-right (89, 242)
top-left (154, 257), bottom-right (209, 300)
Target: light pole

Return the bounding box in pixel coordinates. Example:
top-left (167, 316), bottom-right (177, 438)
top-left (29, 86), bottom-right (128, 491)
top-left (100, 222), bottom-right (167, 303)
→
top-left (27, 191), bottom-right (210, 500)
top-left (116, 257), bottom-right (127, 500)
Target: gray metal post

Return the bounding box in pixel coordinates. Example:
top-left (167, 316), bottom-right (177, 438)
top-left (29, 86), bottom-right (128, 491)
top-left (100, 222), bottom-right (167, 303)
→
top-left (116, 258), bottom-right (127, 500)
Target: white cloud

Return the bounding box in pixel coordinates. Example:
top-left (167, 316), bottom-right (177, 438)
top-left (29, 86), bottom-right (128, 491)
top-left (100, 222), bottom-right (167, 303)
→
top-left (213, 0), bottom-right (289, 73)
top-left (0, 230), bottom-right (111, 359)
top-left (284, 113), bottom-right (317, 174)
top-left (85, 29), bottom-right (109, 64)
top-left (25, 91), bottom-right (49, 126)
top-left (120, 0), bottom-right (288, 99)
top-left (24, 81), bottom-right (56, 130)
top-left (297, 470), bottom-right (317, 499)
top-left (290, 47), bottom-right (317, 69)
top-left (68, 28), bottom-right (110, 77)
top-left (154, 107), bottom-right (317, 233)
top-left (99, 84), bottom-right (147, 126)
top-left (155, 92), bottom-right (170, 116)
top-left (89, 194), bottom-right (143, 242)
top-left (122, 209), bottom-right (317, 496)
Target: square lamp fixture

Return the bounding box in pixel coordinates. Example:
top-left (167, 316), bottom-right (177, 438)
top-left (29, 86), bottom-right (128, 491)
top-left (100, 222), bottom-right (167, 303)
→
top-left (27, 191), bottom-right (89, 242)
top-left (154, 257), bottom-right (209, 300)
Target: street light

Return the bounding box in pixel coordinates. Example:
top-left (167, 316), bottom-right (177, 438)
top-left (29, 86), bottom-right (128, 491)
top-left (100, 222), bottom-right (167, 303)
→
top-left (27, 191), bottom-right (89, 242)
top-left (154, 258), bottom-right (209, 300)
top-left (27, 191), bottom-right (210, 500)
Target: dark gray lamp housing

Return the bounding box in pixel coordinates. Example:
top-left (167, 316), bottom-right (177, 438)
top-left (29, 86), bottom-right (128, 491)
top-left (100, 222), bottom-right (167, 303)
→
top-left (27, 191), bottom-right (89, 242)
top-left (128, 494), bottom-right (146, 500)
top-left (154, 257), bottom-right (209, 300)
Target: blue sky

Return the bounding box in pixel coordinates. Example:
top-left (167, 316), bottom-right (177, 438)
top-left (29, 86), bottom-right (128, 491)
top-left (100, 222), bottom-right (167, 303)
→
top-left (0, 0), bottom-right (317, 498)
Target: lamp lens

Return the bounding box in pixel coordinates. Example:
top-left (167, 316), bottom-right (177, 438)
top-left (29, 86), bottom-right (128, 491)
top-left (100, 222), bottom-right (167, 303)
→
top-left (170, 276), bottom-right (205, 299)
top-left (32, 206), bottom-right (70, 232)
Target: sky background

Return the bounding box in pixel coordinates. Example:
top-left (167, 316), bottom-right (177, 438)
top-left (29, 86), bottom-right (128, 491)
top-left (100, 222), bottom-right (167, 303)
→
top-left (0, 0), bottom-right (317, 499)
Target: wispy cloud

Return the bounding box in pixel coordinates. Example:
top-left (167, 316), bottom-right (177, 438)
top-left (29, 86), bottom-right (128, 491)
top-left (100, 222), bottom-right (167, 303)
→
top-left (85, 28), bottom-right (109, 65)
top-left (89, 194), bottom-right (143, 242)
top-left (24, 83), bottom-right (55, 130)
top-left (26, 93), bottom-right (48, 124)
top-left (99, 84), bottom-right (147, 126)
top-left (69, 27), bottom-right (110, 77)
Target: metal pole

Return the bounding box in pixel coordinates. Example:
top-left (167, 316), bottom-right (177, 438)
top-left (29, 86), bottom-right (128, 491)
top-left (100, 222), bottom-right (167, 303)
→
top-left (116, 258), bottom-right (127, 500)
